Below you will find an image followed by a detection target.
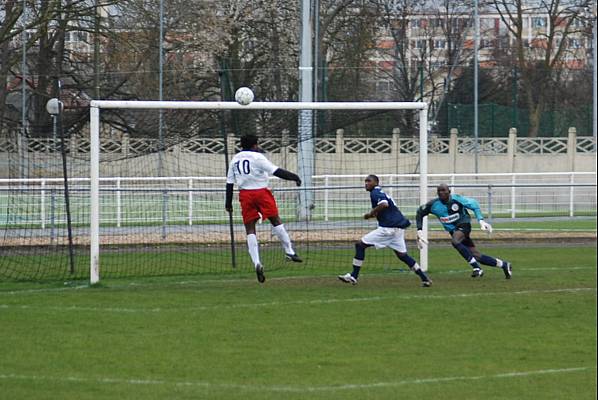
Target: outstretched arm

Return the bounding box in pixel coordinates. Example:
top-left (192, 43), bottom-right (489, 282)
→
top-left (453, 194), bottom-right (484, 221)
top-left (273, 168), bottom-right (302, 186)
top-left (453, 194), bottom-right (492, 233)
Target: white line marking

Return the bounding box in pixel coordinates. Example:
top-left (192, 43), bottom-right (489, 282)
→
top-left (0, 288), bottom-right (594, 314)
top-left (0, 265), bottom-right (595, 295)
top-left (0, 367), bottom-right (591, 392)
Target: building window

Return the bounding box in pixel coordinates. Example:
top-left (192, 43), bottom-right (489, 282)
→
top-left (66, 31), bottom-right (88, 42)
top-left (569, 38), bottom-right (583, 49)
top-left (532, 17), bottom-right (547, 28)
top-left (433, 39), bottom-right (446, 49)
top-left (481, 38), bottom-right (494, 48)
top-left (415, 39), bottom-right (427, 49)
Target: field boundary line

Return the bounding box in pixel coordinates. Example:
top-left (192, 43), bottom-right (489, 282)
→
top-left (0, 265), bottom-right (595, 295)
top-left (0, 287), bottom-right (594, 314)
top-left (0, 367), bottom-right (592, 392)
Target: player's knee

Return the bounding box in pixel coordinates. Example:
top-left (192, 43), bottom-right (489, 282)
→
top-left (268, 216), bottom-right (282, 226)
top-left (451, 238), bottom-right (461, 247)
top-left (354, 241), bottom-right (366, 259)
top-left (355, 241), bottom-right (367, 249)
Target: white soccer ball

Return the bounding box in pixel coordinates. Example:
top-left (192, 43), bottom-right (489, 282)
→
top-left (235, 87), bottom-right (254, 105)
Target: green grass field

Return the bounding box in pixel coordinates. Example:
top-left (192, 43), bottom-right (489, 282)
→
top-left (0, 245), bottom-right (596, 399)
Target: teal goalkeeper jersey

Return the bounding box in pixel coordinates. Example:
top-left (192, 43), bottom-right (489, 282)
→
top-left (416, 194), bottom-right (484, 232)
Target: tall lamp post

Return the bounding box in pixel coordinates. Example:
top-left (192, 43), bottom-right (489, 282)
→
top-left (593, 5), bottom-right (597, 145)
top-left (473, 0), bottom-right (480, 173)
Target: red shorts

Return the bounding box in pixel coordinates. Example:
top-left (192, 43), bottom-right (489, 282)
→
top-left (239, 188), bottom-right (279, 224)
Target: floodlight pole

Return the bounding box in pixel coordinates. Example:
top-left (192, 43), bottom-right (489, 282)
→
top-left (593, 5), bottom-right (597, 148)
top-left (298, 0), bottom-right (315, 220)
top-left (158, 0), bottom-right (167, 239)
top-left (473, 0), bottom-right (480, 173)
top-left (20, 0), bottom-right (28, 179)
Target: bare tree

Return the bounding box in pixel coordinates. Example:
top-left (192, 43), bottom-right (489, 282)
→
top-left (0, 0), bottom-right (59, 135)
top-left (369, 0), bottom-right (472, 134)
top-left (491, 0), bottom-right (592, 136)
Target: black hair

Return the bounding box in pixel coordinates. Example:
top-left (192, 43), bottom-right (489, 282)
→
top-left (437, 183), bottom-right (451, 192)
top-left (366, 174), bottom-right (379, 184)
top-left (240, 135), bottom-right (258, 150)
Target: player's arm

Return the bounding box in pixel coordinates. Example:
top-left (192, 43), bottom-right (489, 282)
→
top-left (364, 201), bottom-right (388, 219)
top-left (225, 163), bottom-right (235, 212)
top-left (225, 184), bottom-right (234, 212)
top-left (454, 194), bottom-right (492, 232)
top-left (415, 201), bottom-right (434, 230)
top-left (273, 168), bottom-right (302, 186)
top-left (415, 201), bottom-right (434, 249)
top-left (255, 155), bottom-right (302, 186)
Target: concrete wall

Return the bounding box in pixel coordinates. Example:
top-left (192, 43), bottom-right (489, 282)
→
top-left (1, 129), bottom-right (595, 178)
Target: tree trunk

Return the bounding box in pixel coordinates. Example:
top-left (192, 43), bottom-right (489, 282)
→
top-left (527, 105), bottom-right (542, 137)
top-left (0, 0), bottom-right (18, 137)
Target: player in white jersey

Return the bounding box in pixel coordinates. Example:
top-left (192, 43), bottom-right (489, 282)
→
top-left (225, 135), bottom-right (303, 283)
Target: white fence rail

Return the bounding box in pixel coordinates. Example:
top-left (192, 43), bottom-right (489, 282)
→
top-left (0, 172), bottom-right (595, 230)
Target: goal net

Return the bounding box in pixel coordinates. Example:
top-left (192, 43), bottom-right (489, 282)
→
top-left (1, 101), bottom-right (430, 283)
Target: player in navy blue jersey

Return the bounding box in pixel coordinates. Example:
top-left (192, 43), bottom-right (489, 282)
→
top-left (416, 183), bottom-right (512, 279)
top-left (338, 175), bottom-right (432, 287)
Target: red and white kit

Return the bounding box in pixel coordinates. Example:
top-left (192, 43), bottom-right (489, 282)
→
top-left (226, 151), bottom-right (280, 224)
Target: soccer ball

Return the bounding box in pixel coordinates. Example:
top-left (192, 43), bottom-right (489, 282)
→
top-left (235, 87), bottom-right (254, 105)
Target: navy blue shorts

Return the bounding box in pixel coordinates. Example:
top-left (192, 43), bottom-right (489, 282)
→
top-left (450, 223), bottom-right (475, 247)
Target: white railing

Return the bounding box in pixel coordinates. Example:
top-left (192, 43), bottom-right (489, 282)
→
top-left (0, 172), bottom-right (595, 229)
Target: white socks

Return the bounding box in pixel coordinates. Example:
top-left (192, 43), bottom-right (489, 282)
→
top-left (272, 224), bottom-right (294, 255)
top-left (352, 258), bottom-right (364, 267)
top-left (246, 234), bottom-right (261, 267)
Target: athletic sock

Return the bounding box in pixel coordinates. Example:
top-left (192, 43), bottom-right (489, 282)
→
top-left (352, 258), bottom-right (363, 279)
top-left (272, 224), bottom-right (294, 255)
top-left (479, 254), bottom-right (499, 267)
top-left (453, 243), bottom-right (480, 268)
top-left (397, 253), bottom-right (416, 268)
top-left (469, 257), bottom-right (481, 269)
top-left (246, 234), bottom-right (261, 267)
top-left (411, 263), bottom-right (430, 282)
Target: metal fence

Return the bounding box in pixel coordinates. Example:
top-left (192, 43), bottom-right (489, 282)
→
top-left (1, 172), bottom-right (595, 232)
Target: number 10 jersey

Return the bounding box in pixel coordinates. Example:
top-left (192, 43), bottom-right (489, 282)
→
top-left (226, 150), bottom-right (279, 190)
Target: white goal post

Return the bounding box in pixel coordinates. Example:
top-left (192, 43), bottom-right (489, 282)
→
top-left (89, 100), bottom-right (429, 284)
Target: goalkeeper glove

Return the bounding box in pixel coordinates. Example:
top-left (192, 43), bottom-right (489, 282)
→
top-left (479, 220), bottom-right (493, 233)
top-left (416, 230), bottom-right (428, 250)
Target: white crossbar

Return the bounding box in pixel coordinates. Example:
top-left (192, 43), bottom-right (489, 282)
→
top-left (90, 100), bottom-right (427, 110)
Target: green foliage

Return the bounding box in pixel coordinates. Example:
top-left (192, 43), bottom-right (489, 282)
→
top-left (447, 103), bottom-right (593, 137)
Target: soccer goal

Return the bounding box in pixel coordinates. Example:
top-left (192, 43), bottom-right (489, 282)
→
top-left (87, 100), bottom-right (430, 284)
top-left (0, 100), bottom-right (431, 282)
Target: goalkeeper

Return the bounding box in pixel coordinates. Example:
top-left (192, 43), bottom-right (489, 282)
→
top-left (415, 183), bottom-right (512, 279)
